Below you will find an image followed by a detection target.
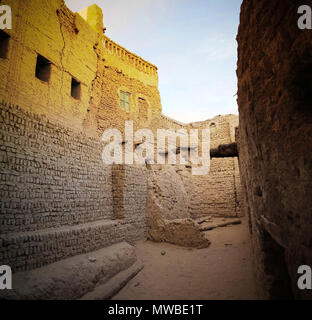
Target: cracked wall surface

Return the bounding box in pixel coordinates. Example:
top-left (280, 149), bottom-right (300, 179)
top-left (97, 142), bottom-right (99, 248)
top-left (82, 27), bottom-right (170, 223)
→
top-left (0, 0), bottom-right (98, 129)
top-left (0, 0), bottom-right (161, 133)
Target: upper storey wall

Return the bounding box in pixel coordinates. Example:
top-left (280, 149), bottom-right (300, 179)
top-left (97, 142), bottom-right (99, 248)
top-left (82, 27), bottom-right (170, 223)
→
top-left (77, 4), bottom-right (158, 88)
top-left (0, 0), bottom-right (160, 132)
top-left (0, 0), bottom-right (97, 128)
top-left (190, 114), bottom-right (238, 148)
top-left (101, 35), bottom-right (158, 88)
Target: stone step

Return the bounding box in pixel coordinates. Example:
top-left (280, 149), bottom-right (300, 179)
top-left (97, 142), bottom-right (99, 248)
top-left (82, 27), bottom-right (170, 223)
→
top-left (80, 260), bottom-right (144, 300)
top-left (0, 242), bottom-right (139, 300)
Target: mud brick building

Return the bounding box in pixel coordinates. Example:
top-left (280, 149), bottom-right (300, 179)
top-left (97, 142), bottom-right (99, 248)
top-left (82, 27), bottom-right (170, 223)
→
top-left (1, 0), bottom-right (311, 301)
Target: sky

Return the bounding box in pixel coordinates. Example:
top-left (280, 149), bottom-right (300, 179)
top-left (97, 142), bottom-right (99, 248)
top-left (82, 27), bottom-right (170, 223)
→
top-left (65, 0), bottom-right (242, 123)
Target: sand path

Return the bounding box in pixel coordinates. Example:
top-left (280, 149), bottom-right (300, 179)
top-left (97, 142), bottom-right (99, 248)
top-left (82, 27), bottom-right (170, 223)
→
top-left (113, 218), bottom-right (258, 300)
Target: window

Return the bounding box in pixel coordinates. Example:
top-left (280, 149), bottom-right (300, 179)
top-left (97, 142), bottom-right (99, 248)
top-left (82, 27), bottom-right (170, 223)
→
top-left (71, 77), bottom-right (81, 100)
top-left (120, 91), bottom-right (130, 112)
top-left (0, 30), bottom-right (10, 59)
top-left (35, 55), bottom-right (51, 83)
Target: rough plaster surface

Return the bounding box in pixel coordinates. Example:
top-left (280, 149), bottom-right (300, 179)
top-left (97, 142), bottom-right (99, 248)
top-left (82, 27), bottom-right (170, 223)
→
top-left (146, 167), bottom-right (210, 248)
top-left (237, 0), bottom-right (312, 299)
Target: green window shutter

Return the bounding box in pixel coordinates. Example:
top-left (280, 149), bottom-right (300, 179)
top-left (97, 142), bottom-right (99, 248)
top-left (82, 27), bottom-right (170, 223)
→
top-left (120, 91), bottom-right (130, 112)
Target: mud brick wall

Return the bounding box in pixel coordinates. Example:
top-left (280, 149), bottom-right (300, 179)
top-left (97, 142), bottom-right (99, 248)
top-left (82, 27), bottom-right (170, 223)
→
top-left (0, 102), bottom-right (147, 272)
top-left (0, 0), bottom-right (98, 129)
top-left (237, 0), bottom-right (312, 299)
top-left (0, 102), bottom-right (113, 233)
top-left (123, 165), bottom-right (147, 232)
top-left (188, 115), bottom-right (242, 218)
top-left (0, 0), bottom-right (243, 271)
top-left (87, 65), bottom-right (162, 138)
top-left (112, 165), bottom-right (126, 219)
top-left (0, 0), bottom-right (161, 135)
top-left (187, 158), bottom-right (242, 218)
top-left (0, 220), bottom-right (142, 272)
top-left (146, 114), bottom-right (242, 220)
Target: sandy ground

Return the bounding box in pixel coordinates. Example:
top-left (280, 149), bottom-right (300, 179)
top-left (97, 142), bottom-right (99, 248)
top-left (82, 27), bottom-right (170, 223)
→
top-left (113, 218), bottom-right (259, 300)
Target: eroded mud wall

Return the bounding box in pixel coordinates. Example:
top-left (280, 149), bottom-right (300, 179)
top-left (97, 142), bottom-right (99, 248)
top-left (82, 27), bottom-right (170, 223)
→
top-left (0, 102), bottom-right (147, 272)
top-left (237, 0), bottom-right (312, 299)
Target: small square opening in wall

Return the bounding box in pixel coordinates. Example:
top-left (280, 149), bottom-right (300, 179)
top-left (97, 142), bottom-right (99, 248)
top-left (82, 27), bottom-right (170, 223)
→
top-left (35, 55), bottom-right (51, 83)
top-left (0, 30), bottom-right (10, 59)
top-left (71, 78), bottom-right (81, 100)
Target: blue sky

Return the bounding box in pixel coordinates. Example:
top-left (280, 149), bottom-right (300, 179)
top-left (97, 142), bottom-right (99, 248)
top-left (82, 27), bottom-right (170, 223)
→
top-left (65, 0), bottom-right (242, 123)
